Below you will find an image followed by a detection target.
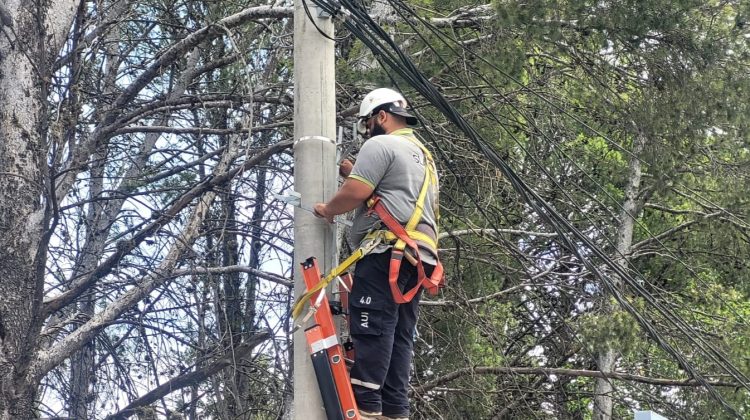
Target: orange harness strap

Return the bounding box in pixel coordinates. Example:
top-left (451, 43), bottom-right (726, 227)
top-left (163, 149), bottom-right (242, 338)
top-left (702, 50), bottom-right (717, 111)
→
top-left (368, 196), bottom-right (444, 304)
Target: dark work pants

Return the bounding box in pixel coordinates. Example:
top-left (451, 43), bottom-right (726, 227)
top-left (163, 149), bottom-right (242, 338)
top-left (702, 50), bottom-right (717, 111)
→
top-left (348, 251), bottom-right (433, 418)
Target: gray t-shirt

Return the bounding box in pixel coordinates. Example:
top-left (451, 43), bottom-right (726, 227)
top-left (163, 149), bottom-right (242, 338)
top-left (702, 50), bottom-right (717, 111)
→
top-left (348, 128), bottom-right (439, 265)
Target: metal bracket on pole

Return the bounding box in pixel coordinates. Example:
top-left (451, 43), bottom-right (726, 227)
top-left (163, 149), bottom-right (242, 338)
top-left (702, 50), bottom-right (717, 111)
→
top-left (317, 5), bottom-right (333, 18)
top-left (295, 135), bottom-right (335, 149)
top-left (315, 1), bottom-right (351, 21)
top-left (276, 190), bottom-right (303, 207)
top-left (634, 411), bottom-right (668, 420)
top-left (276, 191), bottom-right (353, 227)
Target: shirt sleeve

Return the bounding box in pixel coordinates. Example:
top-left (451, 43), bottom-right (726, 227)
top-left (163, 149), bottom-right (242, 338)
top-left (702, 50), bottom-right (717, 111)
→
top-left (348, 137), bottom-right (392, 189)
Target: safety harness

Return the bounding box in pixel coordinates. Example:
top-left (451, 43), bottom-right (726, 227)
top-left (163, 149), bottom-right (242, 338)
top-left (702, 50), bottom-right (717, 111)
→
top-left (363, 129), bottom-right (444, 303)
top-left (292, 129), bottom-right (444, 319)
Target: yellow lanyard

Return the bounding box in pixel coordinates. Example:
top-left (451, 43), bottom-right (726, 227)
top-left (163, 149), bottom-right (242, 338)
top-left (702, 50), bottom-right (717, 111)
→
top-left (388, 128), bottom-right (439, 249)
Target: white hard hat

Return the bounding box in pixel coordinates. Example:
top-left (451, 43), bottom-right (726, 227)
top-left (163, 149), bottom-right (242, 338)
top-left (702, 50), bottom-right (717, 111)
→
top-left (358, 88), bottom-right (418, 126)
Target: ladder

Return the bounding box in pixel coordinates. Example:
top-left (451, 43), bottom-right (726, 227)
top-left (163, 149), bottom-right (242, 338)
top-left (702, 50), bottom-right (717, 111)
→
top-left (301, 257), bottom-right (360, 420)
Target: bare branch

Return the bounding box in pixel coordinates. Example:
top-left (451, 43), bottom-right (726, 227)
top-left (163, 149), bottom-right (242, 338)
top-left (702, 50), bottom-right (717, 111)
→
top-left (438, 228), bottom-right (557, 241)
top-left (413, 366), bottom-right (740, 395)
top-left (429, 4), bottom-right (494, 28)
top-left (631, 211), bottom-right (721, 251)
top-left (113, 121), bottom-right (292, 136)
top-left (105, 330), bottom-right (272, 420)
top-left (54, 6), bottom-right (294, 201)
top-left (170, 266), bottom-right (292, 288)
top-left (42, 140), bottom-right (292, 318)
top-left (104, 6), bottom-right (291, 116)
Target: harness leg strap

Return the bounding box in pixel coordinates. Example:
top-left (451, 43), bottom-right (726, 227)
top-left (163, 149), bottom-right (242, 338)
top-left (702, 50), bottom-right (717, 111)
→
top-left (389, 250), bottom-right (423, 304)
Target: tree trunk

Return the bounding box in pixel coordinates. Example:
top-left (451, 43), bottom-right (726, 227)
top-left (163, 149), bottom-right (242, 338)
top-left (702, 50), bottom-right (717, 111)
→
top-left (1, 1), bottom-right (291, 417)
top-left (1, 4), bottom-right (48, 418)
top-left (68, 147), bottom-right (105, 419)
top-left (220, 169), bottom-right (245, 418)
top-left (68, 299), bottom-right (95, 418)
top-left (0, 1), bottom-right (81, 417)
top-left (593, 131), bottom-right (646, 420)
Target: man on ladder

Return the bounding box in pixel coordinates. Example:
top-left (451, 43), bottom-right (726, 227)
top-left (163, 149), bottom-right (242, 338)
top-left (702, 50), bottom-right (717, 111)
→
top-left (314, 88), bottom-right (442, 420)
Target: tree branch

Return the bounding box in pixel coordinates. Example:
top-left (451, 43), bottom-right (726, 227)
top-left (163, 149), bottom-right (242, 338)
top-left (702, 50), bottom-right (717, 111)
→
top-left (631, 211), bottom-right (721, 251)
top-left (412, 366), bottom-right (740, 394)
top-left (429, 12), bottom-right (493, 28)
top-left (111, 93), bottom-right (293, 133)
top-left (42, 140), bottom-right (292, 317)
top-left (383, 4), bottom-right (494, 28)
top-left (105, 330), bottom-right (271, 420)
top-left (170, 265), bottom-right (292, 288)
top-left (106, 6), bottom-right (291, 116)
top-left (438, 228), bottom-right (557, 241)
top-left (421, 283), bottom-right (530, 307)
top-left (421, 267), bottom-right (557, 307)
top-left (113, 121), bottom-right (292, 136)
top-left (55, 6), bottom-right (293, 201)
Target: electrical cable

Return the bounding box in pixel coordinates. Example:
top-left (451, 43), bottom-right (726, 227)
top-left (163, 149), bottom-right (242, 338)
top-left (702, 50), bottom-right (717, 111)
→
top-left (301, 0), bottom-right (345, 42)
top-left (360, 1), bottom-right (750, 380)
top-left (384, 7), bottom-right (750, 383)
top-left (312, 0), bottom-right (750, 415)
top-left (379, 0), bottom-right (750, 383)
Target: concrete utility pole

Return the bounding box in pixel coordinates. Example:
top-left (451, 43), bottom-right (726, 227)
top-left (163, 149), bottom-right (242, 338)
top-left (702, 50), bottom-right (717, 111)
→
top-left (292, 0), bottom-right (337, 419)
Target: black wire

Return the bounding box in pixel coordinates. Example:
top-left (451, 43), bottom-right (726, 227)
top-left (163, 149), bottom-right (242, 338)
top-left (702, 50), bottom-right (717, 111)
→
top-left (387, 0), bottom-right (750, 384)
top-left (316, 0), bottom-right (749, 412)
top-left (312, 0), bottom-right (749, 415)
top-left (360, 0), bottom-right (748, 374)
top-left (381, 0), bottom-right (750, 380)
top-left (301, 0), bottom-right (342, 42)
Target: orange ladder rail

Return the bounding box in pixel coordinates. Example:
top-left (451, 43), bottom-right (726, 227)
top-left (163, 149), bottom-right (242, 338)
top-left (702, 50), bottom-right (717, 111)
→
top-left (301, 257), bottom-right (360, 420)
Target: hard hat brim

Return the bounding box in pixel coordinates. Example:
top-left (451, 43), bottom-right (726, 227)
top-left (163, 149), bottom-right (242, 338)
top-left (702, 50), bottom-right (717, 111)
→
top-left (387, 105), bottom-right (419, 126)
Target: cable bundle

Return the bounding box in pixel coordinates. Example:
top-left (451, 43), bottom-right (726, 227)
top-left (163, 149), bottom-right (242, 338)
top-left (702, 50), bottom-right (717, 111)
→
top-left (305, 0), bottom-right (750, 414)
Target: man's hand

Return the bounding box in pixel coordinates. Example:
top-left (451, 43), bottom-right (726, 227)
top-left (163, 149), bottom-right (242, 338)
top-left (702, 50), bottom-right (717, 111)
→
top-left (339, 159), bottom-right (354, 178)
top-left (313, 203), bottom-right (334, 223)
top-left (313, 178), bottom-right (373, 225)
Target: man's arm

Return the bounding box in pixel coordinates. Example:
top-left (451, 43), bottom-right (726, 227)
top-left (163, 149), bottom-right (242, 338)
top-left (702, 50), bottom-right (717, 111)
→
top-left (313, 178), bottom-right (373, 223)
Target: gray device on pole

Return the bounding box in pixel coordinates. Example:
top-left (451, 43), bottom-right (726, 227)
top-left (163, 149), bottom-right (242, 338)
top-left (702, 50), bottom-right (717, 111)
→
top-left (276, 191), bottom-right (353, 227)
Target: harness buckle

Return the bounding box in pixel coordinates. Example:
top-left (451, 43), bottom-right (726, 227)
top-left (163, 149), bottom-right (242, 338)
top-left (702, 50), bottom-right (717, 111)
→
top-left (359, 231), bottom-right (383, 255)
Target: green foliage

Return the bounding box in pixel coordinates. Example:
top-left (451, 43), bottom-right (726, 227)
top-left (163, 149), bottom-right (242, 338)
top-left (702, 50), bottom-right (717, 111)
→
top-left (360, 0), bottom-right (750, 417)
top-left (578, 303), bottom-right (642, 356)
